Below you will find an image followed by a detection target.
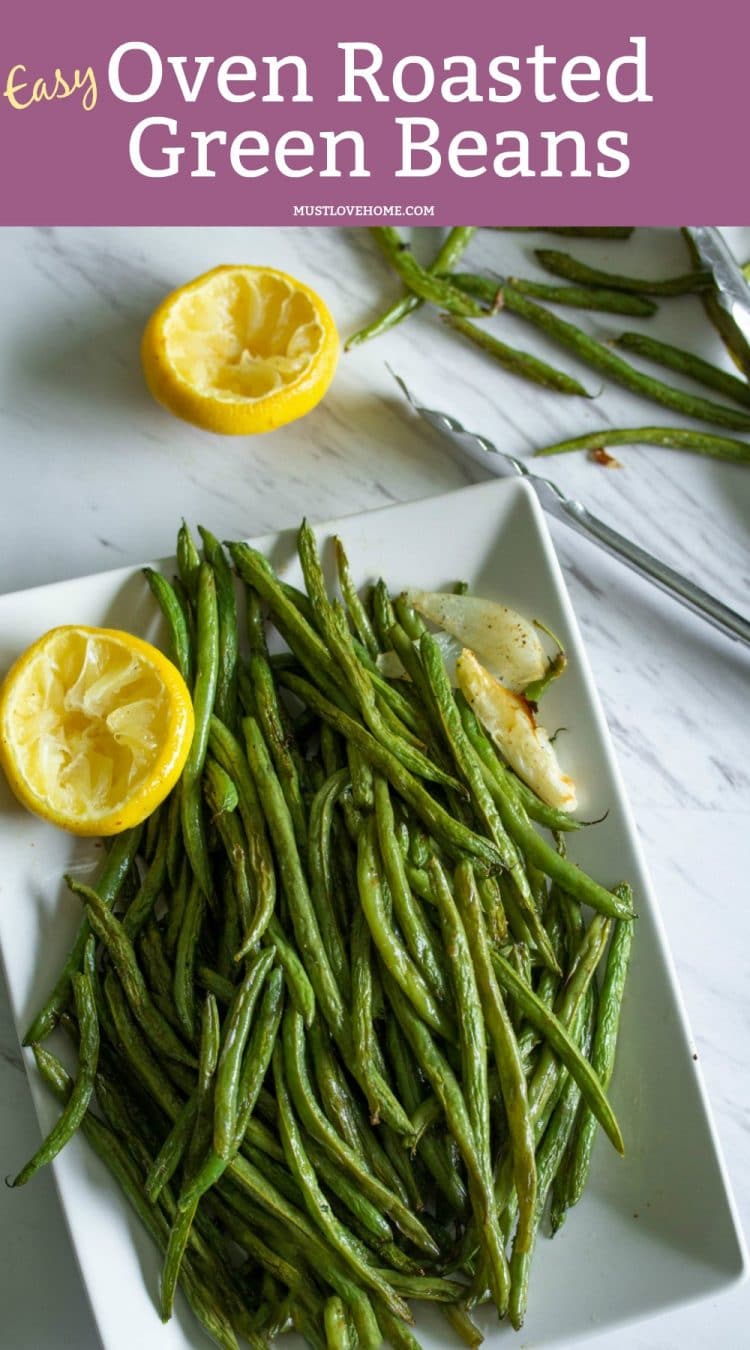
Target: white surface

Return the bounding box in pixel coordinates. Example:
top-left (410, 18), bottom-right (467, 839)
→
top-left (0, 478), bottom-right (744, 1350)
top-left (0, 225), bottom-right (748, 1350)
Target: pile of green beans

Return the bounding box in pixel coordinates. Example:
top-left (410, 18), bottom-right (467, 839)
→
top-left (15, 519), bottom-right (633, 1347)
top-left (347, 226), bottom-right (750, 466)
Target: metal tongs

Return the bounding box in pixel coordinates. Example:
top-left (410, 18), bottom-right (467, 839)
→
top-left (393, 373), bottom-right (750, 649)
top-left (683, 227), bottom-right (750, 378)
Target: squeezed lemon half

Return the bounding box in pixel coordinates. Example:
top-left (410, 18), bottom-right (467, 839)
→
top-left (141, 264), bottom-right (339, 435)
top-left (0, 626), bottom-right (194, 836)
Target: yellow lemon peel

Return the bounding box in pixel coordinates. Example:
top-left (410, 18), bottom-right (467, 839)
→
top-left (141, 264), bottom-right (338, 435)
top-left (0, 626), bottom-right (194, 836)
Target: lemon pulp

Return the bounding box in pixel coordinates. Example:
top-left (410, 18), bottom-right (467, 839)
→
top-left (0, 626), bottom-right (194, 835)
top-left (11, 629), bottom-right (168, 816)
top-left (166, 268), bottom-right (324, 402)
top-left (142, 265), bottom-right (339, 434)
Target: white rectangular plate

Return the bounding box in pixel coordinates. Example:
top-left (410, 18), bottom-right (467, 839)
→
top-left (0, 478), bottom-right (745, 1349)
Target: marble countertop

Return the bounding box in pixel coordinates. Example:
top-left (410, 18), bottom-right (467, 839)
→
top-left (0, 224), bottom-right (748, 1350)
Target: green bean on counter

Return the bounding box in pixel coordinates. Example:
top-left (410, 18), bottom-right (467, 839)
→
top-left (533, 248), bottom-right (712, 297)
top-left (347, 226), bottom-right (478, 348)
top-left (496, 226), bottom-right (635, 239)
top-left (346, 226), bottom-right (750, 468)
top-left (614, 331), bottom-right (750, 408)
top-left (14, 516), bottom-right (634, 1346)
top-left (444, 315), bottom-right (591, 396)
top-left (535, 425), bottom-right (750, 463)
top-left (501, 286), bottom-right (750, 432)
top-left (370, 226), bottom-right (491, 319)
top-left (447, 271), bottom-right (658, 318)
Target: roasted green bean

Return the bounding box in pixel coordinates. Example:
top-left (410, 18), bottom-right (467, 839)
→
top-left (176, 520), bottom-right (201, 600)
top-left (496, 226), bottom-right (634, 238)
top-left (347, 226), bottom-right (478, 347)
top-left (23, 825), bottom-right (142, 1045)
top-left (274, 1044), bottom-right (413, 1322)
top-left (208, 716), bottom-right (277, 952)
top-left (370, 226), bottom-right (489, 317)
top-left (244, 714), bottom-right (346, 1044)
top-left (373, 774), bottom-right (449, 1003)
top-left (181, 562), bottom-right (219, 897)
top-left (419, 632), bottom-right (559, 968)
top-left (334, 535), bottom-right (379, 655)
top-left (199, 525), bottom-right (239, 729)
top-left (454, 861), bottom-right (536, 1253)
top-left (161, 993), bottom-right (221, 1319)
top-left (491, 949), bottom-right (624, 1153)
top-left (429, 858), bottom-right (490, 1179)
top-left (282, 1011), bottom-right (436, 1254)
top-left (615, 331), bottom-right (750, 407)
top-left (445, 315), bottom-right (590, 395)
top-left (357, 818), bottom-right (454, 1039)
top-left (142, 567), bottom-right (194, 686)
top-left (15, 509), bottom-right (641, 1350)
top-left (448, 270), bottom-right (657, 317)
top-left (550, 906), bottom-right (633, 1230)
top-left (34, 1046), bottom-right (241, 1350)
top-left (534, 248), bottom-right (711, 296)
top-left (70, 879), bottom-right (195, 1066)
top-left (383, 973), bottom-right (511, 1315)
top-left (507, 277), bottom-right (656, 316)
top-left (535, 424), bottom-right (750, 463)
top-left (214, 949), bottom-right (275, 1158)
top-left (12, 970), bottom-right (98, 1185)
top-left (277, 670), bottom-right (505, 876)
top-left (502, 286), bottom-right (750, 431)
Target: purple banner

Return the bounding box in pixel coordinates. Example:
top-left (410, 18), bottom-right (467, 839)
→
top-left (1, 0), bottom-right (747, 224)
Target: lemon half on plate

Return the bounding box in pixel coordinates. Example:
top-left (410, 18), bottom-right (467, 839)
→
top-left (0, 626), bottom-right (194, 836)
top-left (141, 264), bottom-right (339, 435)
